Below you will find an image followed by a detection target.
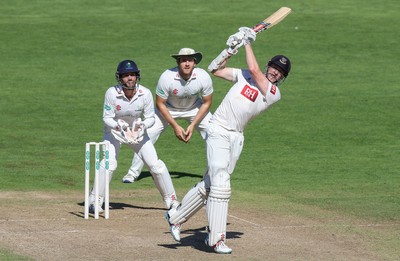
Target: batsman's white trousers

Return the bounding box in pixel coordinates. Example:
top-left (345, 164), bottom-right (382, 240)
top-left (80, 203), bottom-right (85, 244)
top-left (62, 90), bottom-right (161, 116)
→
top-left (206, 123), bottom-right (244, 187)
top-left (205, 122), bottom-right (244, 246)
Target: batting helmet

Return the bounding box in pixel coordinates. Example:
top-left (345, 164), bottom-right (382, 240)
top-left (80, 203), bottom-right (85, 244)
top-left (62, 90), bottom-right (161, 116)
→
top-left (115, 60), bottom-right (141, 82)
top-left (267, 55), bottom-right (291, 78)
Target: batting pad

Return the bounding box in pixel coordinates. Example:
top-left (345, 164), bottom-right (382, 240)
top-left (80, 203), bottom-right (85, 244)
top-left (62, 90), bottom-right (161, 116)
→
top-left (206, 186), bottom-right (231, 246)
top-left (149, 160), bottom-right (177, 209)
top-left (169, 180), bottom-right (208, 225)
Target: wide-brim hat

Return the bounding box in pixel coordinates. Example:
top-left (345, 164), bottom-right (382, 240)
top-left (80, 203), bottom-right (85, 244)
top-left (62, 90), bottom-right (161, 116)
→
top-left (171, 48), bottom-right (202, 64)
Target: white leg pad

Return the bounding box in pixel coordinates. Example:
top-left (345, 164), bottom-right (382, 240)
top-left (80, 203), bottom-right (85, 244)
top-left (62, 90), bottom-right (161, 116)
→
top-left (168, 180), bottom-right (208, 225)
top-left (149, 160), bottom-right (178, 209)
top-left (206, 186), bottom-right (231, 246)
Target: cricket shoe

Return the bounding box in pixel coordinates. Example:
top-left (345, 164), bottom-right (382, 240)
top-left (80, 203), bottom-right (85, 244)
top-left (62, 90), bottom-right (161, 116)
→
top-left (122, 173), bottom-right (139, 183)
top-left (89, 204), bottom-right (104, 214)
top-left (165, 212), bottom-right (181, 242)
top-left (89, 194), bottom-right (104, 214)
top-left (205, 234), bottom-right (232, 254)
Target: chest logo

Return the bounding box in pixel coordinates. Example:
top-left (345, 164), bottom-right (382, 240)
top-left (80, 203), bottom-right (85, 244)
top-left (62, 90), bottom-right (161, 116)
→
top-left (270, 84), bottom-right (277, 95)
top-left (116, 105), bottom-right (121, 111)
top-left (173, 89), bottom-right (178, 95)
top-left (240, 85), bottom-right (259, 102)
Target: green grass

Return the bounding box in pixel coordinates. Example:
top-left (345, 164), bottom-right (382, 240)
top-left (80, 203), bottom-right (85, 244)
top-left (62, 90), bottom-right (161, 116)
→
top-left (1, 0), bottom-right (399, 259)
top-left (0, 247), bottom-right (34, 261)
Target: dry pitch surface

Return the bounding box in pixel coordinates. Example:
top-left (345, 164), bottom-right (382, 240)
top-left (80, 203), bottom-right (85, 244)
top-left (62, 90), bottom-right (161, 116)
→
top-left (0, 190), bottom-right (393, 261)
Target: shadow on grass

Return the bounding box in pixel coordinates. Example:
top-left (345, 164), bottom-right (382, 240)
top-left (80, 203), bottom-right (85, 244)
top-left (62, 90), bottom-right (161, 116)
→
top-left (159, 224), bottom-right (242, 253)
top-left (73, 171), bottom-right (203, 218)
top-left (135, 171), bottom-right (203, 181)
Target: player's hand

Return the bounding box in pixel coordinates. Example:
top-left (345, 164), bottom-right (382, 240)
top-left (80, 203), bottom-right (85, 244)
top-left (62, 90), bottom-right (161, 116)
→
top-left (226, 31), bottom-right (245, 47)
top-left (137, 124), bottom-right (145, 138)
top-left (183, 125), bottom-right (195, 143)
top-left (226, 31), bottom-right (245, 55)
top-left (173, 125), bottom-right (187, 142)
top-left (117, 119), bottom-right (129, 131)
top-left (239, 27), bottom-right (256, 45)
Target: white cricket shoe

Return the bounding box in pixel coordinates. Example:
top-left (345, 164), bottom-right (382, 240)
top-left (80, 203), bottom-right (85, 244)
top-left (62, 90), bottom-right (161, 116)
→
top-left (205, 235), bottom-right (232, 254)
top-left (165, 212), bottom-right (181, 242)
top-left (122, 173), bottom-right (139, 183)
top-left (213, 240), bottom-right (232, 254)
top-left (89, 204), bottom-right (104, 214)
top-left (89, 194), bottom-right (104, 213)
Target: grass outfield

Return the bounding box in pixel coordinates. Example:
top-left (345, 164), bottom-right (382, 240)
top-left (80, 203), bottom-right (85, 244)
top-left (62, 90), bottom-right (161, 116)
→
top-left (1, 0), bottom-right (399, 259)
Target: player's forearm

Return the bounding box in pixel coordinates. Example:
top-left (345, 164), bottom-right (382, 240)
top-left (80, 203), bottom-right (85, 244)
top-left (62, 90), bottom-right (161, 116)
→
top-left (245, 44), bottom-right (268, 95)
top-left (141, 115), bottom-right (155, 129)
top-left (189, 98), bottom-right (211, 128)
top-left (103, 117), bottom-right (118, 129)
top-left (245, 44), bottom-right (260, 73)
top-left (157, 102), bottom-right (179, 128)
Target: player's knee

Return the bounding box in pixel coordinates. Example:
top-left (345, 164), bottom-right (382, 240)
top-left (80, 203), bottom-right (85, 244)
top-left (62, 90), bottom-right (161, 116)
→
top-left (209, 167), bottom-right (230, 188)
top-left (148, 159), bottom-right (166, 176)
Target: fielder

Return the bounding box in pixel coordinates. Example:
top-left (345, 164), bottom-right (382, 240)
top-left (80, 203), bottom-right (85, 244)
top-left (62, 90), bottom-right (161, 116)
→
top-left (121, 48), bottom-right (213, 183)
top-left (88, 59), bottom-right (179, 214)
top-left (165, 27), bottom-right (292, 254)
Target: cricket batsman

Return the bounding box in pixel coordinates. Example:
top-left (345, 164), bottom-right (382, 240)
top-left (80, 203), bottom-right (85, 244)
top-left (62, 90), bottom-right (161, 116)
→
top-left (165, 27), bottom-right (292, 254)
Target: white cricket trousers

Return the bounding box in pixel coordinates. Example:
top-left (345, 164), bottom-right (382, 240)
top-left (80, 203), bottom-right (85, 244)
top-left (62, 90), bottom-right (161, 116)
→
top-left (205, 122), bottom-right (244, 246)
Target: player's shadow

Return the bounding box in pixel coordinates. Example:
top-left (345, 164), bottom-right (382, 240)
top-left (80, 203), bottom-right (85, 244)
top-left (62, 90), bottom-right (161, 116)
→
top-left (158, 224), bottom-right (243, 253)
top-left (76, 201), bottom-right (164, 211)
top-left (73, 171), bottom-right (202, 218)
top-left (136, 171), bottom-right (203, 181)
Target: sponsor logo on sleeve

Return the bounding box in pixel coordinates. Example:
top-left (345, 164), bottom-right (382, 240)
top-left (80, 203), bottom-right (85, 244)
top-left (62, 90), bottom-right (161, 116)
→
top-left (240, 85), bottom-right (259, 102)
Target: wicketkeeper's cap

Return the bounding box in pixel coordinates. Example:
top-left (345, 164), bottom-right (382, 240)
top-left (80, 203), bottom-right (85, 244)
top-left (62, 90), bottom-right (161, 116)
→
top-left (171, 48), bottom-right (202, 64)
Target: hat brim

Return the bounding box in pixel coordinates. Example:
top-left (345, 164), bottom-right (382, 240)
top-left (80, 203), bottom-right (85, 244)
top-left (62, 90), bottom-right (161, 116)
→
top-left (171, 53), bottom-right (202, 64)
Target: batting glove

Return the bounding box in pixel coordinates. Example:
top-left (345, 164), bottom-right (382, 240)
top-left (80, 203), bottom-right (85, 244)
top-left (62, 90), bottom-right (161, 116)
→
top-left (239, 27), bottom-right (256, 45)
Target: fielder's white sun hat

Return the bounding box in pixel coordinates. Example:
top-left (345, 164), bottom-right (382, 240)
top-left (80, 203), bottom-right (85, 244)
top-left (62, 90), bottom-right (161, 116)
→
top-left (171, 48), bottom-right (202, 64)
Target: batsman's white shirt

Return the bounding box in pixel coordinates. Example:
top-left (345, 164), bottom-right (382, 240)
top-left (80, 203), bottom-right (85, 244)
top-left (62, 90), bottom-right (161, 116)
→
top-left (155, 67), bottom-right (213, 111)
top-left (211, 69), bottom-right (281, 132)
top-left (102, 84), bottom-right (155, 133)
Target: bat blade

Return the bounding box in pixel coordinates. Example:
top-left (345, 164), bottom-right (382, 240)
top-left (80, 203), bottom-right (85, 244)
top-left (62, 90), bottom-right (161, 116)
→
top-left (253, 7), bottom-right (292, 33)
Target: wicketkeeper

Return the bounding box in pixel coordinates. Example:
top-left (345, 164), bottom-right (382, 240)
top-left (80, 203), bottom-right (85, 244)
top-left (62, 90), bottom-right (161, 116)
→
top-left (165, 27), bottom-right (292, 254)
top-left (88, 59), bottom-right (179, 214)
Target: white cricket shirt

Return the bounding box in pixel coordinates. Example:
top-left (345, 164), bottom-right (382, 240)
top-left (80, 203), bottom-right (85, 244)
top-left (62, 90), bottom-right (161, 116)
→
top-left (211, 69), bottom-right (281, 132)
top-left (155, 67), bottom-right (213, 111)
top-left (102, 84), bottom-right (155, 133)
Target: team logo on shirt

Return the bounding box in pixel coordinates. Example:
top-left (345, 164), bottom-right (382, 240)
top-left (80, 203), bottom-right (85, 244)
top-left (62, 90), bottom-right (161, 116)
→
top-left (240, 85), bottom-right (259, 102)
top-left (116, 105), bottom-right (121, 111)
top-left (270, 84), bottom-right (277, 95)
top-left (173, 89), bottom-right (178, 95)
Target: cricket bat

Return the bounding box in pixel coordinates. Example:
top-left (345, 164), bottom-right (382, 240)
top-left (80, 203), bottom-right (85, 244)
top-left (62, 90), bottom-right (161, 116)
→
top-left (208, 7), bottom-right (292, 72)
top-left (227, 7), bottom-right (292, 50)
top-left (252, 7), bottom-right (292, 34)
